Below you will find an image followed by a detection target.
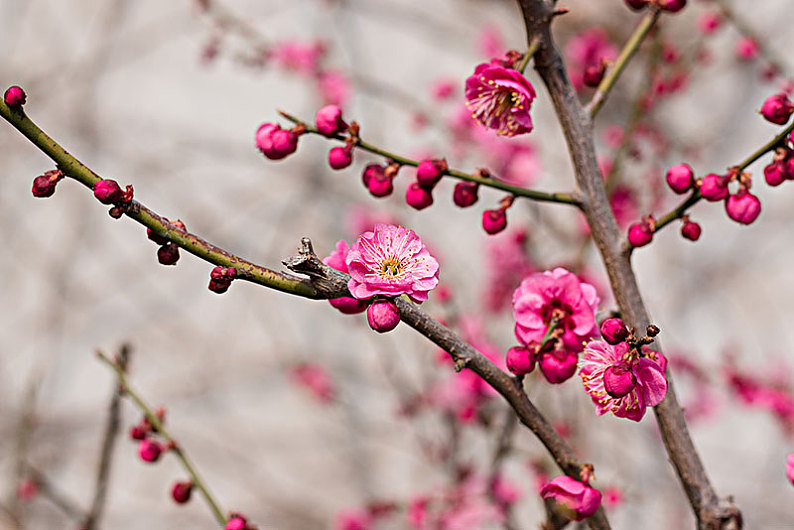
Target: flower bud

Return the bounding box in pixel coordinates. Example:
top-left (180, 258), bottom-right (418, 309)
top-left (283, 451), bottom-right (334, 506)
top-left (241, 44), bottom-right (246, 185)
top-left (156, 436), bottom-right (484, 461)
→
top-left (665, 163), bottom-right (694, 194)
top-left (760, 93), bottom-right (794, 125)
top-left (453, 181), bottom-right (479, 207)
top-left (208, 266), bottom-right (237, 294)
top-left (416, 159), bottom-right (447, 188)
top-left (225, 515), bottom-right (249, 530)
top-left (600, 318), bottom-right (629, 345)
top-left (725, 190), bottom-right (761, 225)
top-left (405, 181), bottom-right (433, 210)
top-left (314, 104), bottom-right (346, 136)
top-left (366, 298), bottom-right (400, 333)
top-left (31, 170), bottom-right (63, 198)
top-left (482, 208), bottom-right (507, 235)
top-left (506, 346), bottom-right (535, 376)
top-left (255, 123), bottom-right (298, 160)
top-left (540, 476), bottom-right (602, 521)
top-left (681, 220), bottom-right (702, 241)
top-left (157, 243), bottom-right (180, 265)
top-left (362, 164), bottom-right (394, 197)
top-left (4, 85), bottom-right (26, 107)
top-left (764, 160), bottom-right (787, 186)
top-left (138, 439), bottom-right (163, 463)
top-left (735, 37), bottom-right (759, 60)
top-left (328, 146), bottom-right (353, 170)
top-left (129, 424), bottom-right (148, 440)
top-left (93, 179), bottom-right (123, 204)
top-left (698, 12), bottom-right (721, 34)
top-left (328, 296), bottom-right (367, 314)
top-left (698, 173), bottom-right (729, 201)
top-left (171, 481), bottom-right (193, 504)
top-left (657, 0), bottom-right (686, 12)
top-left (627, 219), bottom-right (654, 248)
top-left (603, 363), bottom-right (637, 398)
top-left (539, 350), bottom-right (578, 384)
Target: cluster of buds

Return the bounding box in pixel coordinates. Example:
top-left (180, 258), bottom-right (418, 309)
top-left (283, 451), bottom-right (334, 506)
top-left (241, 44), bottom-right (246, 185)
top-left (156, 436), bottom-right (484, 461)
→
top-left (255, 122), bottom-right (304, 160)
top-left (597, 318), bottom-right (662, 399)
top-left (406, 158), bottom-right (447, 210)
top-left (92, 178), bottom-right (135, 218)
top-left (208, 266), bottom-right (237, 294)
top-left (31, 169), bottom-right (64, 198)
top-left (507, 313), bottom-right (578, 384)
top-left (147, 219), bottom-right (186, 266)
top-left (128, 408), bottom-right (172, 464)
top-left (624, 0), bottom-right (686, 13)
top-left (698, 170), bottom-right (761, 225)
top-left (764, 132), bottom-right (794, 186)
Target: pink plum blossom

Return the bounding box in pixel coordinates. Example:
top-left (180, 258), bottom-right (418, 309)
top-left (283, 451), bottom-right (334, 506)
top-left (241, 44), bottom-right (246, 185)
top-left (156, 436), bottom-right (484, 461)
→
top-left (465, 62), bottom-right (536, 137)
top-left (540, 476), bottom-right (602, 521)
top-left (579, 340), bottom-right (668, 422)
top-left (346, 224), bottom-right (439, 303)
top-left (512, 268), bottom-right (600, 352)
top-left (289, 363), bottom-right (335, 403)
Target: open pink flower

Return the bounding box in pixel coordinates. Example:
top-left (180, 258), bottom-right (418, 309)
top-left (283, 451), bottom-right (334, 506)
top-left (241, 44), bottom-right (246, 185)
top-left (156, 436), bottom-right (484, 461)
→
top-left (540, 476), bottom-right (602, 521)
top-left (465, 62), bottom-right (536, 137)
top-left (512, 268), bottom-right (600, 351)
top-left (579, 340), bottom-right (668, 422)
top-left (346, 224), bottom-right (439, 303)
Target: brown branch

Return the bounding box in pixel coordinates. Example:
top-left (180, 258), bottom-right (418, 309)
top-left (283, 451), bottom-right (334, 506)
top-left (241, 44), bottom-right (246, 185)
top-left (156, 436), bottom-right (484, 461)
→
top-left (82, 344), bottom-right (129, 530)
top-left (514, 1), bottom-right (741, 528)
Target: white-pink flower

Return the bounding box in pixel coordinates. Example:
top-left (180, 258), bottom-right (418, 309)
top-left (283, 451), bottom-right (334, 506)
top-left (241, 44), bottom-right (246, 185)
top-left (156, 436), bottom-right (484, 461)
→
top-left (346, 224), bottom-right (439, 303)
top-left (579, 340), bottom-right (668, 422)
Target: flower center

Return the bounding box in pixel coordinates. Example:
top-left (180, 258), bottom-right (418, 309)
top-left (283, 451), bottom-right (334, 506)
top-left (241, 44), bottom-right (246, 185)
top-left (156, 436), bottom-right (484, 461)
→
top-left (380, 257), bottom-right (404, 279)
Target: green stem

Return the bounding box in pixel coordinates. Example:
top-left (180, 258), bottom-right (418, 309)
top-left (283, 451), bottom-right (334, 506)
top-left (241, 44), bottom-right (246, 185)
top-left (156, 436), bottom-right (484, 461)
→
top-left (97, 352), bottom-right (227, 527)
top-left (279, 111), bottom-right (580, 206)
top-left (0, 99), bottom-right (319, 299)
top-left (516, 37), bottom-right (541, 74)
top-left (653, 120), bottom-right (794, 234)
top-left (587, 8), bottom-right (660, 118)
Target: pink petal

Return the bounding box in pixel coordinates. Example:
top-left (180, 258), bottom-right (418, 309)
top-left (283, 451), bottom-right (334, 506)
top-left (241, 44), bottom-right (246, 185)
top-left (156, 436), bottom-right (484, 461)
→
top-left (635, 358), bottom-right (668, 407)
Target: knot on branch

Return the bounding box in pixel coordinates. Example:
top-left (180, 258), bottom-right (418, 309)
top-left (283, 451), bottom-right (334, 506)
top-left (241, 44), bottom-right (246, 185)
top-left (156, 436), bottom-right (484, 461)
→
top-left (282, 237), bottom-right (351, 299)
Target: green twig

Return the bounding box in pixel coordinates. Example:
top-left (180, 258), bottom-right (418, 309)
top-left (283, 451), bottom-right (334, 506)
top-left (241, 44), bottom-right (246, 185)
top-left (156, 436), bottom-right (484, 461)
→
top-left (516, 37), bottom-right (542, 74)
top-left (96, 351), bottom-right (227, 527)
top-left (587, 8), bottom-right (661, 118)
top-left (279, 111), bottom-right (581, 206)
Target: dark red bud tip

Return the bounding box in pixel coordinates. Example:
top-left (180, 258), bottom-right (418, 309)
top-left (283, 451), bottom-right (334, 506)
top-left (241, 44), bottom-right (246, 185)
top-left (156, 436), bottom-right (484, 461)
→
top-left (482, 208), bottom-right (507, 235)
top-left (157, 243), bottom-right (180, 265)
top-left (600, 318), bottom-right (629, 345)
top-left (129, 424), bottom-right (148, 440)
top-left (4, 85), bottom-right (26, 107)
top-left (681, 220), bottom-right (701, 241)
top-left (171, 481), bottom-right (193, 504)
top-left (453, 181), bottom-right (479, 207)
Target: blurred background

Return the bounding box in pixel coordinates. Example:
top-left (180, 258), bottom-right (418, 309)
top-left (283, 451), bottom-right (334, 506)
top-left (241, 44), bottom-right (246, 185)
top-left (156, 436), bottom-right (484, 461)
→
top-left (1, 0), bottom-right (793, 528)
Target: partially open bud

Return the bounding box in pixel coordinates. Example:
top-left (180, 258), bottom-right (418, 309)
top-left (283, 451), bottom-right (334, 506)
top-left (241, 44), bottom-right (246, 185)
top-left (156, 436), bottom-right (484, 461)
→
top-left (600, 318), bottom-right (629, 345)
top-left (665, 163), bottom-right (694, 194)
top-left (603, 363), bottom-right (637, 398)
top-left (725, 189), bottom-right (761, 225)
top-left (698, 173), bottom-right (729, 201)
top-left (482, 208), bottom-right (507, 235)
top-left (506, 346), bottom-right (535, 376)
top-left (4, 85), bottom-right (26, 107)
top-left (453, 181), bottom-right (479, 207)
top-left (760, 93), bottom-right (794, 125)
top-left (315, 104), bottom-right (347, 136)
top-left (405, 181), bottom-right (433, 210)
top-left (328, 146), bottom-right (353, 170)
top-left (171, 481), bottom-right (193, 504)
top-left (138, 439), bottom-right (163, 463)
top-left (416, 159), bottom-right (447, 189)
top-left (366, 298), bottom-right (400, 333)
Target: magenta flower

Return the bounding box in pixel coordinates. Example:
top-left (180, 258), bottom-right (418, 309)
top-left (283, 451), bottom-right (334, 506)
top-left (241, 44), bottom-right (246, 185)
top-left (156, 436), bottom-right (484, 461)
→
top-left (346, 224), bottom-right (439, 303)
top-left (512, 268), bottom-right (600, 352)
top-left (540, 476), bottom-right (602, 521)
top-left (579, 340), bottom-right (668, 422)
top-left (465, 62), bottom-right (536, 137)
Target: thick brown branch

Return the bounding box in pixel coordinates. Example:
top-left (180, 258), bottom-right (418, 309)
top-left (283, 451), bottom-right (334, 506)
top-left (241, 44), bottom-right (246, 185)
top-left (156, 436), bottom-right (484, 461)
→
top-left (515, 1), bottom-right (741, 528)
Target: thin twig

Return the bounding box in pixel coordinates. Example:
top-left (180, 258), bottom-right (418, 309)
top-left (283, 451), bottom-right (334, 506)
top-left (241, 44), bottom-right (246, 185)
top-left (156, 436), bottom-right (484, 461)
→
top-left (82, 344), bottom-right (129, 530)
top-left (96, 351), bottom-right (227, 527)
